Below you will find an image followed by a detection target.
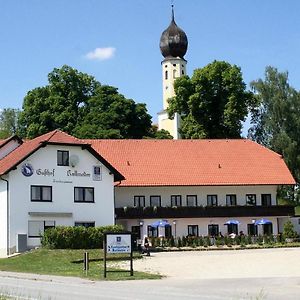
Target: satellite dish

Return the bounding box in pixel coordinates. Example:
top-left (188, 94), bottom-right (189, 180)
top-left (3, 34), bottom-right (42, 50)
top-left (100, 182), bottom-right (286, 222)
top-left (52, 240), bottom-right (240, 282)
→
top-left (69, 154), bottom-right (79, 167)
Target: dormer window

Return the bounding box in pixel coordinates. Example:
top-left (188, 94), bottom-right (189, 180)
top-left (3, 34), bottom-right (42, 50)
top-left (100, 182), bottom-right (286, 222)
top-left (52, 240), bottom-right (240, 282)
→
top-left (57, 150), bottom-right (69, 166)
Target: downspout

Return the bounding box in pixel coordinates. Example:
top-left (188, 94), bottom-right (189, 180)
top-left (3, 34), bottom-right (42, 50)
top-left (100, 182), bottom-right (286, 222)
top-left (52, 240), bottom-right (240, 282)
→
top-left (0, 177), bottom-right (9, 256)
top-left (114, 181), bottom-right (122, 226)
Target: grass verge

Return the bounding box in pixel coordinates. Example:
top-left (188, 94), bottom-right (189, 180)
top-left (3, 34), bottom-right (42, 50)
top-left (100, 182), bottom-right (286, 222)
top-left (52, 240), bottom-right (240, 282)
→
top-left (0, 248), bottom-right (161, 281)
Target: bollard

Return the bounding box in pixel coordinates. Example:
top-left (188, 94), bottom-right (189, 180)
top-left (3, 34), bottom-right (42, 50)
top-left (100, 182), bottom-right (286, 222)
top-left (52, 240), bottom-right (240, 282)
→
top-left (83, 252), bottom-right (89, 274)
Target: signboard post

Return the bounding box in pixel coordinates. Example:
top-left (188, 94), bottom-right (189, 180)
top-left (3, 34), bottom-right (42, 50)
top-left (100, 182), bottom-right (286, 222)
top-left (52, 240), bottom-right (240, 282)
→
top-left (103, 232), bottom-right (133, 278)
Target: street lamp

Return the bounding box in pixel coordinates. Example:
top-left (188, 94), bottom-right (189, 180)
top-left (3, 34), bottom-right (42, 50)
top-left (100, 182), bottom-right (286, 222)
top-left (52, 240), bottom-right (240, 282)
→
top-left (173, 220), bottom-right (177, 238)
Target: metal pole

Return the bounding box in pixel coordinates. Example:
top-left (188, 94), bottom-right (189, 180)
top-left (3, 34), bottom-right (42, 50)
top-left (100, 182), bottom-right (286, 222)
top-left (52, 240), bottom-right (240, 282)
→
top-left (103, 236), bottom-right (107, 278)
top-left (130, 237), bottom-right (133, 276)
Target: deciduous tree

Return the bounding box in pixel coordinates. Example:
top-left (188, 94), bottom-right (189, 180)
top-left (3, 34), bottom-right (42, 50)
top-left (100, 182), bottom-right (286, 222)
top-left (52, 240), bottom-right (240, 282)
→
top-left (168, 60), bottom-right (254, 139)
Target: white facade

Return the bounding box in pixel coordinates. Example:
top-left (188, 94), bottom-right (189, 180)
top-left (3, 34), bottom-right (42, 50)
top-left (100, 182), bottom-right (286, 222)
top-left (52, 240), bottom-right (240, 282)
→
top-left (115, 185), bottom-right (278, 208)
top-left (0, 144), bottom-right (116, 256)
top-left (115, 185), bottom-right (286, 238)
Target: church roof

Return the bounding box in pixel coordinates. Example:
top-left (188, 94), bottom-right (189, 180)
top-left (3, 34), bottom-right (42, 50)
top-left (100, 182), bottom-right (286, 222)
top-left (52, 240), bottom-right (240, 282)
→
top-left (159, 6), bottom-right (188, 59)
top-left (87, 139), bottom-right (296, 187)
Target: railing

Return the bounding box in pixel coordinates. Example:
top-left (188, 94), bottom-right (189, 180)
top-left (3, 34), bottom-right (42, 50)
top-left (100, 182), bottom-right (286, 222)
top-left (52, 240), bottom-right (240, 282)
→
top-left (115, 205), bottom-right (295, 219)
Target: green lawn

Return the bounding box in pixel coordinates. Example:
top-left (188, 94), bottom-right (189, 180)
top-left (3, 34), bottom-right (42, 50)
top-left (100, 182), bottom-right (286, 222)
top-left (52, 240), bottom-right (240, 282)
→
top-left (0, 249), bottom-right (161, 281)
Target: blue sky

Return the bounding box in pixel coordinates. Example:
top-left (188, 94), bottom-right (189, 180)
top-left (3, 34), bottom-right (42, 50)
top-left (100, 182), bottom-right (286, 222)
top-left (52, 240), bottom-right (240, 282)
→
top-left (1, 0), bottom-right (300, 133)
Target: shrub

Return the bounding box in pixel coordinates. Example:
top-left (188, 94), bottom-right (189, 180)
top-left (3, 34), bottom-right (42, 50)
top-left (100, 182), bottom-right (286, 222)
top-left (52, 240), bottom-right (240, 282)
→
top-left (283, 220), bottom-right (298, 240)
top-left (41, 225), bottom-right (123, 249)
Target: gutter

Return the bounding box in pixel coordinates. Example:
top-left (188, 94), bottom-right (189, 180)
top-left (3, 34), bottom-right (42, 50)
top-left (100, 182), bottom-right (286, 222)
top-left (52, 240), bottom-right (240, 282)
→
top-left (0, 177), bottom-right (9, 256)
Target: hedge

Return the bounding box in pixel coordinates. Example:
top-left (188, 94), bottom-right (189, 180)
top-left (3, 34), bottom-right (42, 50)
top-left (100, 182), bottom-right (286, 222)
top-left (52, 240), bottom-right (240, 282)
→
top-left (41, 225), bottom-right (124, 249)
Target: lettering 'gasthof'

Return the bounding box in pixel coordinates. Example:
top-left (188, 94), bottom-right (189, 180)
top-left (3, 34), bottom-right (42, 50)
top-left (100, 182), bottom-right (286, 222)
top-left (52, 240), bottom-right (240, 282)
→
top-left (67, 170), bottom-right (91, 177)
top-left (36, 168), bottom-right (55, 176)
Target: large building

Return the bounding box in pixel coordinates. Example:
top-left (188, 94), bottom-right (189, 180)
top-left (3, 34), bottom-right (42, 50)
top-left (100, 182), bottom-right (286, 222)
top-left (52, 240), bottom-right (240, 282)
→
top-left (0, 131), bottom-right (296, 256)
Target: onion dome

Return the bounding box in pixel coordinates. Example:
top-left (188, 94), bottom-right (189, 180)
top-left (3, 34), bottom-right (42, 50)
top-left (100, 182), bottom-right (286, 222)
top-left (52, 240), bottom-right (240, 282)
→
top-left (159, 6), bottom-right (188, 59)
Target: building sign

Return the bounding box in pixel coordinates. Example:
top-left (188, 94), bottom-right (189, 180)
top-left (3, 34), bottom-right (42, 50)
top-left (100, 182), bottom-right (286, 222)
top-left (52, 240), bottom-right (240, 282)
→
top-left (21, 163), bottom-right (34, 177)
top-left (106, 234), bottom-right (131, 253)
top-left (67, 170), bottom-right (91, 177)
top-left (103, 232), bottom-right (133, 278)
top-left (36, 169), bottom-right (55, 176)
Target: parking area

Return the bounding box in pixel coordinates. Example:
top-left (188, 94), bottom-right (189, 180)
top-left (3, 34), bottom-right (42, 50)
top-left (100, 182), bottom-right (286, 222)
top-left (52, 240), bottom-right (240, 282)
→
top-left (132, 247), bottom-right (300, 279)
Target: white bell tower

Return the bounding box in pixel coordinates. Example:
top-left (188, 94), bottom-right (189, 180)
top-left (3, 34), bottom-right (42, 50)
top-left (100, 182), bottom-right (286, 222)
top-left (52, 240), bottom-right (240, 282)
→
top-left (158, 6), bottom-right (188, 139)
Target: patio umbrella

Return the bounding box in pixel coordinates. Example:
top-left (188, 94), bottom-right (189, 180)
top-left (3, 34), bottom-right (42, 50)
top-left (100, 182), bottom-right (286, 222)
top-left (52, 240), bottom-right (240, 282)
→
top-left (150, 220), bottom-right (170, 227)
top-left (254, 218), bottom-right (272, 225)
top-left (224, 219), bottom-right (240, 225)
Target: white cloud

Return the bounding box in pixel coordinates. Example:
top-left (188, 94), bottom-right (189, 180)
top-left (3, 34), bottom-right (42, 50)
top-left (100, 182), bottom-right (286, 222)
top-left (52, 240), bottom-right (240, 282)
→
top-left (85, 47), bottom-right (116, 61)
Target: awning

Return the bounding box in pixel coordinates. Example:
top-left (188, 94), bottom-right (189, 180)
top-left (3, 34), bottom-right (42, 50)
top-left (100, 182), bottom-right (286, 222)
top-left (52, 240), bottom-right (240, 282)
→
top-left (254, 218), bottom-right (272, 225)
top-left (150, 220), bottom-right (171, 227)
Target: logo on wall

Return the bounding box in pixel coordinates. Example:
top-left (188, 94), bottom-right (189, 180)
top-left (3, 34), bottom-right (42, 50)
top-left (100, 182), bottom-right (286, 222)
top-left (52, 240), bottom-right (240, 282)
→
top-left (21, 163), bottom-right (34, 177)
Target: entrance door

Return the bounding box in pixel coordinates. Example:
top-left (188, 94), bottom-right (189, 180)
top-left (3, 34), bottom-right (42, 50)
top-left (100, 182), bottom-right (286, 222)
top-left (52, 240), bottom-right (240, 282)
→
top-left (227, 224), bottom-right (238, 235)
top-left (131, 226), bottom-right (141, 250)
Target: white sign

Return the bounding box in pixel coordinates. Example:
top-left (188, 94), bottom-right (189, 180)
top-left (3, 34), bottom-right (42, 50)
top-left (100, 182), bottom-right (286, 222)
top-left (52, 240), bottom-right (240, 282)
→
top-left (106, 234), bottom-right (131, 254)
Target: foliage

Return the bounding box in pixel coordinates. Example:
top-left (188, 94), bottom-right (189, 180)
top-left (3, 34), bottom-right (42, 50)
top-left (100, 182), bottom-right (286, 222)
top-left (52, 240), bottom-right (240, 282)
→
top-left (41, 225), bottom-right (123, 249)
top-left (283, 220), bottom-right (298, 239)
top-left (145, 125), bottom-right (173, 139)
top-left (0, 108), bottom-right (20, 138)
top-left (0, 248), bottom-right (160, 281)
top-left (168, 60), bottom-right (255, 139)
top-left (73, 85), bottom-right (152, 139)
top-left (249, 66), bottom-right (300, 199)
top-left (18, 65), bottom-right (154, 139)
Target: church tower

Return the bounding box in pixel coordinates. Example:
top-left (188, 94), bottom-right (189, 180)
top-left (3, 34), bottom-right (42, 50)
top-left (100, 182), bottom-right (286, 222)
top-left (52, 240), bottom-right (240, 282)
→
top-left (158, 5), bottom-right (188, 139)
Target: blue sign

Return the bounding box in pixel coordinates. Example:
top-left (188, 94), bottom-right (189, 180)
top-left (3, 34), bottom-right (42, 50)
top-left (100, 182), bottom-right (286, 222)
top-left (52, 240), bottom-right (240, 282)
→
top-left (21, 163), bottom-right (34, 177)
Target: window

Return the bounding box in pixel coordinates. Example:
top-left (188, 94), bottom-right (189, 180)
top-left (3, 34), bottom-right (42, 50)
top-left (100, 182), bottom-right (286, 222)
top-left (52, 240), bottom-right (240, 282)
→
top-left (207, 195), bottom-right (218, 207)
top-left (246, 194), bottom-right (256, 206)
top-left (208, 224), bottom-right (219, 237)
top-left (165, 226), bottom-right (172, 238)
top-left (186, 195), bottom-right (197, 207)
top-left (165, 70), bottom-right (168, 80)
top-left (131, 226), bottom-right (141, 240)
top-left (227, 224), bottom-right (238, 235)
top-left (247, 224), bottom-right (258, 236)
top-left (188, 225), bottom-right (199, 236)
top-left (171, 195), bottom-right (182, 206)
top-left (57, 150), bottom-right (69, 166)
top-left (28, 220), bottom-right (55, 238)
top-left (173, 69), bottom-right (177, 78)
top-left (75, 222), bottom-right (95, 228)
top-left (74, 187), bottom-right (94, 203)
top-left (150, 196), bottom-right (161, 207)
top-left (226, 194), bottom-right (237, 206)
top-left (261, 194), bottom-right (272, 206)
top-left (134, 196), bottom-right (145, 207)
top-left (263, 223), bottom-right (273, 235)
top-left (147, 225), bottom-right (158, 237)
top-left (93, 166), bottom-right (102, 181)
top-left (31, 186), bottom-right (52, 202)
top-left (182, 70), bottom-right (184, 75)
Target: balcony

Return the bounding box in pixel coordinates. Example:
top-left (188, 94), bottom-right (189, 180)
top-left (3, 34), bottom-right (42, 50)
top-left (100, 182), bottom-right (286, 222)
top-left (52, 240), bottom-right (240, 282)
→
top-left (115, 205), bottom-right (295, 219)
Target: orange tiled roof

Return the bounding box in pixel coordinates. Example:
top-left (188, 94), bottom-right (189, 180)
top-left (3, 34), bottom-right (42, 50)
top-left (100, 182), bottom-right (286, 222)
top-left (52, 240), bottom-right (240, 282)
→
top-left (0, 130), bottom-right (124, 181)
top-left (0, 130), bottom-right (295, 186)
top-left (0, 130), bottom-right (87, 175)
top-left (87, 139), bottom-right (296, 187)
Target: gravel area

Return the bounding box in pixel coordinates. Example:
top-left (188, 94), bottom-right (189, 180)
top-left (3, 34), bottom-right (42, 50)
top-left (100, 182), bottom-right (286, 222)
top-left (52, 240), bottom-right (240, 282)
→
top-left (130, 247), bottom-right (300, 279)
